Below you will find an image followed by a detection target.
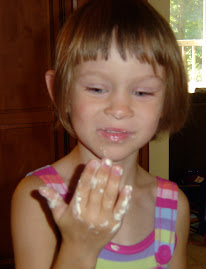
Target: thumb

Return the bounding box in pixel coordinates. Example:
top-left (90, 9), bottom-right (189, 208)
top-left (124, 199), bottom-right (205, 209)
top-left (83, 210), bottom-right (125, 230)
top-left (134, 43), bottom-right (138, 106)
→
top-left (38, 186), bottom-right (68, 222)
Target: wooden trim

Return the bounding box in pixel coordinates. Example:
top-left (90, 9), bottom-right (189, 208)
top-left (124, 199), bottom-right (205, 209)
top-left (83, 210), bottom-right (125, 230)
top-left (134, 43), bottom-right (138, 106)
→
top-left (49, 0), bottom-right (55, 61)
top-left (59, 0), bottom-right (66, 27)
top-left (0, 110), bottom-right (55, 125)
top-left (0, 258), bottom-right (14, 269)
top-left (0, 122), bottom-right (54, 130)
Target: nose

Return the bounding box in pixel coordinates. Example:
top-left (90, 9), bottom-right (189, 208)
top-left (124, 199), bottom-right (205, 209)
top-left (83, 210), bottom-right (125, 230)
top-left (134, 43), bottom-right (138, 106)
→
top-left (104, 93), bottom-right (134, 120)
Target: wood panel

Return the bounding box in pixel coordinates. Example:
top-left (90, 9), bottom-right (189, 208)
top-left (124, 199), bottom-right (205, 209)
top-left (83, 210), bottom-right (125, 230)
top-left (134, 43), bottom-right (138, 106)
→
top-left (77, 0), bottom-right (90, 8)
top-left (0, 0), bottom-right (51, 111)
top-left (0, 123), bottom-right (55, 257)
top-left (0, 0), bottom-right (73, 266)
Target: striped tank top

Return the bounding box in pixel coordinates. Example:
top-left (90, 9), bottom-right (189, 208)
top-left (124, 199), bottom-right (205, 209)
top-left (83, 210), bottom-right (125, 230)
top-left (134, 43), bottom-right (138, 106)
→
top-left (28, 165), bottom-right (178, 269)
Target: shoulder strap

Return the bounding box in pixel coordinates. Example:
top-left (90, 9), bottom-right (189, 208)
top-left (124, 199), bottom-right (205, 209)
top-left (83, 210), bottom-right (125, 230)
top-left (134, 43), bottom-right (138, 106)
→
top-left (28, 165), bottom-right (69, 199)
top-left (154, 177), bottom-right (178, 267)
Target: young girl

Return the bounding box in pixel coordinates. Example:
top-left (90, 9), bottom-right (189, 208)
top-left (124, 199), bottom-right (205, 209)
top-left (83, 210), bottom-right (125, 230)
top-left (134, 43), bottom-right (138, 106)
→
top-left (11, 0), bottom-right (190, 268)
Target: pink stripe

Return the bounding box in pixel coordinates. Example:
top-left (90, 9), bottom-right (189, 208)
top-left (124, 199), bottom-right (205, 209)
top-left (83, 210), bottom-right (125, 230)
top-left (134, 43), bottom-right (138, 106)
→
top-left (157, 177), bottom-right (178, 191)
top-left (43, 174), bottom-right (63, 184)
top-left (156, 197), bottom-right (177, 209)
top-left (157, 187), bottom-right (178, 200)
top-left (157, 179), bottom-right (163, 244)
top-left (33, 166), bottom-right (68, 196)
top-left (105, 231), bottom-right (154, 254)
top-left (169, 183), bottom-right (176, 244)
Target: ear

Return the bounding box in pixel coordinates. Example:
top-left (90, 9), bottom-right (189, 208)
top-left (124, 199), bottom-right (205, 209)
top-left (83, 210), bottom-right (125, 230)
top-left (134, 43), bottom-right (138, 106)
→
top-left (45, 70), bottom-right (55, 103)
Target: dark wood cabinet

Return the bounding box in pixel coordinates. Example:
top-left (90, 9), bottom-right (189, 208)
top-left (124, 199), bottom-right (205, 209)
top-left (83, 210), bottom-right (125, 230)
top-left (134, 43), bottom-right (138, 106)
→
top-left (0, 1), bottom-right (148, 267)
top-left (0, 1), bottom-right (65, 267)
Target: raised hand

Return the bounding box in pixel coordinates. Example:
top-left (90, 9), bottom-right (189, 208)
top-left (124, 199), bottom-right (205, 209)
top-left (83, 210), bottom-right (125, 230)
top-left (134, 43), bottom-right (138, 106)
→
top-left (39, 158), bottom-right (132, 257)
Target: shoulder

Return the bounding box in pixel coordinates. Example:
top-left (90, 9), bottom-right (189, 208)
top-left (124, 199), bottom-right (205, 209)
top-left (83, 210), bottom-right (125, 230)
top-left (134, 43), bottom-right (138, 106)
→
top-left (176, 187), bottom-right (190, 234)
top-left (12, 173), bottom-right (46, 212)
top-left (177, 187), bottom-right (190, 213)
top-left (168, 188), bottom-right (190, 269)
top-left (11, 172), bottom-right (48, 217)
top-left (11, 173), bottom-right (56, 240)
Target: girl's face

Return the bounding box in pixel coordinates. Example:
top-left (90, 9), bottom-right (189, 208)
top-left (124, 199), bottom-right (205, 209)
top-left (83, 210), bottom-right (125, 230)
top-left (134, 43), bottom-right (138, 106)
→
top-left (69, 47), bottom-right (165, 162)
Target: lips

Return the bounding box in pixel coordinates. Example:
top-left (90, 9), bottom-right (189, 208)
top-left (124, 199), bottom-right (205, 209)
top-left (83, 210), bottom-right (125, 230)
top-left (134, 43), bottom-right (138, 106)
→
top-left (97, 128), bottom-right (132, 142)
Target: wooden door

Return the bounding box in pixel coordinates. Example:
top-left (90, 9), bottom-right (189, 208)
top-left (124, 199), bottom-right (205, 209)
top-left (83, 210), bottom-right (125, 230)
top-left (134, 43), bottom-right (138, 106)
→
top-left (0, 0), bottom-right (73, 267)
top-left (0, 1), bottom-right (148, 267)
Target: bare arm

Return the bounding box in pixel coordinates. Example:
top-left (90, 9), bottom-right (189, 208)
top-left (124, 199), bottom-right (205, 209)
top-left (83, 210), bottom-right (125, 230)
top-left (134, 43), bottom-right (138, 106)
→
top-left (11, 176), bottom-right (59, 269)
top-left (169, 188), bottom-right (190, 269)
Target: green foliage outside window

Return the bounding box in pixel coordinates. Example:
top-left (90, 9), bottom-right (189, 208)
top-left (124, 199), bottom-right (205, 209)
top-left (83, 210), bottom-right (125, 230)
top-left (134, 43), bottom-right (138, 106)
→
top-left (170, 0), bottom-right (203, 82)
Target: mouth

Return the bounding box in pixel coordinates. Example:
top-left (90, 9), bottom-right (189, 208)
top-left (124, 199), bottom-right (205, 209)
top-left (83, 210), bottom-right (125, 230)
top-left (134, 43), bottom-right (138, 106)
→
top-left (97, 128), bottom-right (133, 142)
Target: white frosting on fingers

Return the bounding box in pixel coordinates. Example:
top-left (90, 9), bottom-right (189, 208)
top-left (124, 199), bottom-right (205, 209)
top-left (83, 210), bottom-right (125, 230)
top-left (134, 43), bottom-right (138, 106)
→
top-left (73, 191), bottom-right (82, 220)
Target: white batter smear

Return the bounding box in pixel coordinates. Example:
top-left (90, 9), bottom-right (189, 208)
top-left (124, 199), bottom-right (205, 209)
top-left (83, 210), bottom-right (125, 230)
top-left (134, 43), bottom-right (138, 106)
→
top-left (88, 223), bottom-right (95, 229)
top-left (104, 158), bottom-right (112, 167)
top-left (73, 191), bottom-right (82, 220)
top-left (88, 223), bottom-right (100, 234)
top-left (48, 192), bottom-right (62, 208)
top-left (39, 186), bottom-right (62, 209)
top-left (100, 220), bottom-right (109, 228)
top-left (99, 188), bottom-right (104, 194)
top-left (111, 222), bottom-right (121, 233)
top-left (111, 185), bottom-right (133, 233)
top-left (91, 176), bottom-right (98, 189)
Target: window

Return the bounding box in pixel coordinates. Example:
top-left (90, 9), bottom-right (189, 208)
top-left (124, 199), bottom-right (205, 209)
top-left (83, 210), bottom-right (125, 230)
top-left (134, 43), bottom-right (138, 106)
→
top-left (170, 0), bottom-right (206, 92)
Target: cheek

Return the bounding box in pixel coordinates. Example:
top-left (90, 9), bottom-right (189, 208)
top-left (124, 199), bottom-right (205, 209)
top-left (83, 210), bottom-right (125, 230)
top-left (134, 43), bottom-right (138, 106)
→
top-left (139, 102), bottom-right (162, 121)
top-left (136, 104), bottom-right (163, 135)
top-left (70, 104), bottom-right (86, 124)
top-left (69, 98), bottom-right (97, 127)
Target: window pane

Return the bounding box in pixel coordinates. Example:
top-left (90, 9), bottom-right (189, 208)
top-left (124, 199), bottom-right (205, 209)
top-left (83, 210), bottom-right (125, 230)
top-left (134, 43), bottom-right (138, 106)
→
top-left (170, 0), bottom-right (203, 40)
top-left (170, 0), bottom-right (205, 92)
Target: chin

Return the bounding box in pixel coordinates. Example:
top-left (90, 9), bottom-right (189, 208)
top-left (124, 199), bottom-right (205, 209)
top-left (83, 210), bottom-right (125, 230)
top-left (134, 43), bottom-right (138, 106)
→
top-left (94, 146), bottom-right (139, 163)
top-left (78, 137), bottom-right (141, 162)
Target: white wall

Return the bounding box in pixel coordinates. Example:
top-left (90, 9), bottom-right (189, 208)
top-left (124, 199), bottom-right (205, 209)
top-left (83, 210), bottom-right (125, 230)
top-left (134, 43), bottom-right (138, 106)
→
top-left (148, 0), bottom-right (170, 179)
top-left (148, 0), bottom-right (170, 21)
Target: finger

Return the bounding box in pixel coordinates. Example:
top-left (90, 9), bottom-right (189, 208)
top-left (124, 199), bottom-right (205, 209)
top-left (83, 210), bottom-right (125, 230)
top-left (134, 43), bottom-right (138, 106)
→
top-left (75, 159), bottom-right (100, 201)
top-left (88, 158), bottom-right (112, 209)
top-left (70, 159), bottom-right (100, 220)
top-left (102, 165), bottom-right (123, 211)
top-left (38, 186), bottom-right (67, 221)
top-left (91, 159), bottom-right (112, 190)
top-left (113, 185), bottom-right (133, 222)
top-left (109, 185), bottom-right (132, 234)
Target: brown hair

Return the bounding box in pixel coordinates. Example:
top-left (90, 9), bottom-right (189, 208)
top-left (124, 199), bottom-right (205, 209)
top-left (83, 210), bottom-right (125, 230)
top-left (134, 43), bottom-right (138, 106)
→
top-left (53, 0), bottom-right (189, 137)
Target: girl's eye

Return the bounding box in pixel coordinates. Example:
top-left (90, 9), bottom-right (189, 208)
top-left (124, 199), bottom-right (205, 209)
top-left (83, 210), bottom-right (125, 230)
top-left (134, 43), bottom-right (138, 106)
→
top-left (133, 90), bottom-right (151, 97)
top-left (86, 87), bottom-right (106, 94)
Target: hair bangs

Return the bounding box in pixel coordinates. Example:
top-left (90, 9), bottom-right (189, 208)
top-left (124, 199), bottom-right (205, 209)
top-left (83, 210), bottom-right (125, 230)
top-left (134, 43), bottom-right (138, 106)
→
top-left (65, 0), bottom-right (171, 72)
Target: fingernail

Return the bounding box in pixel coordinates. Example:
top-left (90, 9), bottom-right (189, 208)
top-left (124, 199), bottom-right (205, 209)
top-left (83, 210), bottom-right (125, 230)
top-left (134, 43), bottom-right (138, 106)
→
top-left (90, 159), bottom-right (100, 169)
top-left (125, 185), bottom-right (133, 194)
top-left (112, 166), bottom-right (123, 176)
top-left (103, 158), bottom-right (112, 167)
